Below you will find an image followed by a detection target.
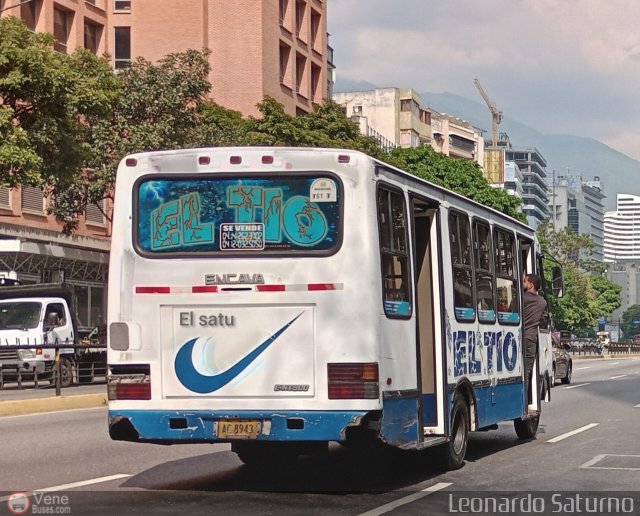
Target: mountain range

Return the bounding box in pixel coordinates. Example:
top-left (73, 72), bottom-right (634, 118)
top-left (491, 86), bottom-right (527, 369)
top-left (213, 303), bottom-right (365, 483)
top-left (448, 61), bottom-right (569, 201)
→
top-left (334, 79), bottom-right (640, 211)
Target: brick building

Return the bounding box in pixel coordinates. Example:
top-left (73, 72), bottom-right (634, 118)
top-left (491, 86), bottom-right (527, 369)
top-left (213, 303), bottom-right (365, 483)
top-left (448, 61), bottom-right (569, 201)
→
top-left (110, 0), bottom-right (329, 116)
top-left (0, 0), bottom-right (331, 323)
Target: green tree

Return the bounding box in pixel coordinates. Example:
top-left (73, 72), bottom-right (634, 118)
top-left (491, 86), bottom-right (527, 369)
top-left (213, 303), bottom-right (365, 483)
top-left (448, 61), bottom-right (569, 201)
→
top-left (49, 49), bottom-right (212, 232)
top-left (0, 16), bottom-right (119, 188)
top-left (537, 220), bottom-right (621, 333)
top-left (590, 275), bottom-right (621, 321)
top-left (198, 101), bottom-right (247, 147)
top-left (621, 304), bottom-right (640, 340)
top-left (386, 145), bottom-right (525, 221)
top-left (241, 97), bottom-right (382, 155)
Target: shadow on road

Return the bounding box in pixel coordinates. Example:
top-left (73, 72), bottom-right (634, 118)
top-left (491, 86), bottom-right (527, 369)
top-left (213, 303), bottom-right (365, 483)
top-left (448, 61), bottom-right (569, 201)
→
top-left (122, 430), bottom-right (530, 494)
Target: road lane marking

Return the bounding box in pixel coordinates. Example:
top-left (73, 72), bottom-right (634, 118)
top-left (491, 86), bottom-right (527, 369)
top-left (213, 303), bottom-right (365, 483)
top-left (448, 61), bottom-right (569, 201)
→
top-left (576, 366), bottom-right (591, 370)
top-left (563, 383), bottom-right (590, 389)
top-left (580, 454), bottom-right (640, 471)
top-left (634, 404), bottom-right (640, 408)
top-left (547, 423), bottom-right (599, 443)
top-left (609, 362), bottom-right (620, 365)
top-left (611, 374), bottom-right (628, 379)
top-left (357, 482), bottom-right (453, 516)
top-left (0, 474), bottom-right (132, 501)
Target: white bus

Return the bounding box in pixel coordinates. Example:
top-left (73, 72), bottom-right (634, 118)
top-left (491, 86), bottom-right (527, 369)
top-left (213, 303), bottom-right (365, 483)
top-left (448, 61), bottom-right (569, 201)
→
top-left (107, 147), bottom-right (562, 469)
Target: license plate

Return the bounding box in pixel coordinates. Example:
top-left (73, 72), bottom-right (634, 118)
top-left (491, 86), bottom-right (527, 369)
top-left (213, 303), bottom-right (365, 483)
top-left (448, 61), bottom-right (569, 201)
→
top-left (216, 420), bottom-right (261, 439)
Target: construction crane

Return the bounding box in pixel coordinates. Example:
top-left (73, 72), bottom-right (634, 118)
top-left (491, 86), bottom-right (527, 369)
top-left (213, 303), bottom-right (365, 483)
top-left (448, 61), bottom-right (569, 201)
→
top-left (474, 79), bottom-right (502, 150)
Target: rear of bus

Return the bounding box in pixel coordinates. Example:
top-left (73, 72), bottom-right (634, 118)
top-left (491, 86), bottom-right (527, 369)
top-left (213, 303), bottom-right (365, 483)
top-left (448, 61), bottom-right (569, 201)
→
top-left (107, 148), bottom-right (386, 457)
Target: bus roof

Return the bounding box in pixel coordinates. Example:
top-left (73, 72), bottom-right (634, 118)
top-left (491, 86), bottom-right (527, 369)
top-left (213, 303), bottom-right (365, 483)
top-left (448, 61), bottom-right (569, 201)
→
top-left (119, 146), bottom-right (534, 235)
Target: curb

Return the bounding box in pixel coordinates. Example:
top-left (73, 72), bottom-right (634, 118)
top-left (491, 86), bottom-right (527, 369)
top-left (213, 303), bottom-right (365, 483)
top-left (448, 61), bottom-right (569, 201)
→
top-left (0, 393), bottom-right (107, 417)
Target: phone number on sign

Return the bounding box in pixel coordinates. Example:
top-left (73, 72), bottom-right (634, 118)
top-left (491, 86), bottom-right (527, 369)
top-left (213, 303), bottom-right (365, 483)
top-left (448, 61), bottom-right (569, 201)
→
top-left (220, 231), bottom-right (265, 250)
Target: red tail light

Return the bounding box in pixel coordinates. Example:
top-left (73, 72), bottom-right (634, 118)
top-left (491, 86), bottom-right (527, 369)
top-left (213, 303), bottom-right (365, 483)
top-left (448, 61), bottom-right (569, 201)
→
top-left (113, 382), bottom-right (151, 400)
top-left (108, 365), bottom-right (151, 400)
top-left (328, 363), bottom-right (379, 399)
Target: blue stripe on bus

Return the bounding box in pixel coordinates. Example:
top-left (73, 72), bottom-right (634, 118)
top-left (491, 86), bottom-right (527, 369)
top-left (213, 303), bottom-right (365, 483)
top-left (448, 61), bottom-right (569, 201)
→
top-left (108, 410), bottom-right (369, 442)
top-left (448, 381), bottom-right (525, 428)
top-left (421, 393), bottom-right (436, 425)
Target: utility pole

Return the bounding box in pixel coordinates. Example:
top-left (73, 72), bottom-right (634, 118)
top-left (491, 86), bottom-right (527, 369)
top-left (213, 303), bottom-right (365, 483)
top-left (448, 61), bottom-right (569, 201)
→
top-left (552, 169), bottom-right (556, 231)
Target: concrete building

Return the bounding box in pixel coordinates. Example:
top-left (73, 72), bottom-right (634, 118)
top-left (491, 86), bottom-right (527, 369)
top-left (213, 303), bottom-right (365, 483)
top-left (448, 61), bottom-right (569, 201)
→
top-left (504, 146), bottom-right (549, 229)
top-left (110, 0), bottom-right (329, 116)
top-left (604, 194), bottom-right (640, 263)
top-left (483, 149), bottom-right (524, 199)
top-left (333, 88), bottom-right (484, 166)
top-left (333, 88), bottom-right (432, 149)
top-left (607, 262), bottom-right (640, 324)
top-left (431, 112), bottom-right (484, 165)
top-left (603, 194), bottom-right (640, 323)
top-left (549, 175), bottom-right (605, 262)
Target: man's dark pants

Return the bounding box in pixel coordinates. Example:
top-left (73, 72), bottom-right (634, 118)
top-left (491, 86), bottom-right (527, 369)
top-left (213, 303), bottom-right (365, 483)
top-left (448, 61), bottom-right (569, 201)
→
top-left (523, 337), bottom-right (537, 408)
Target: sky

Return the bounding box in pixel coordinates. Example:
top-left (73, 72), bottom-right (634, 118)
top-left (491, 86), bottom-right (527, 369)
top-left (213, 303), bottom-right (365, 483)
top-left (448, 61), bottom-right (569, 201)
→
top-left (327, 0), bottom-right (640, 161)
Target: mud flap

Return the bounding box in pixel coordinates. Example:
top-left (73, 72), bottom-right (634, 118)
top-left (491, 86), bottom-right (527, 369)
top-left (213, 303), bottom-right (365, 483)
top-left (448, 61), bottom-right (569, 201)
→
top-left (380, 395), bottom-right (419, 449)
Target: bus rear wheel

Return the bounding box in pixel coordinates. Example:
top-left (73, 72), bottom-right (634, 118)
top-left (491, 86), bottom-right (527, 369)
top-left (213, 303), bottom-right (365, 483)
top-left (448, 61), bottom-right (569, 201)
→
top-left (436, 394), bottom-right (469, 470)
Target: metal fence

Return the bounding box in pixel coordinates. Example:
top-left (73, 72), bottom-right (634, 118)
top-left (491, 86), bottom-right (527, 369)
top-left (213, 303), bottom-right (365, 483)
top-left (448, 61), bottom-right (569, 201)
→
top-left (0, 344), bottom-right (107, 395)
top-left (566, 339), bottom-right (640, 356)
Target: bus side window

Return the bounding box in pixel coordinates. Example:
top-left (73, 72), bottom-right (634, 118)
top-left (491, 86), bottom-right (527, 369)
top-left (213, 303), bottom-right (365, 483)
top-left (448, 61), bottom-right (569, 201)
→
top-left (449, 211), bottom-right (475, 322)
top-left (377, 187), bottom-right (411, 318)
top-left (495, 229), bottom-right (520, 325)
top-left (474, 220), bottom-right (496, 323)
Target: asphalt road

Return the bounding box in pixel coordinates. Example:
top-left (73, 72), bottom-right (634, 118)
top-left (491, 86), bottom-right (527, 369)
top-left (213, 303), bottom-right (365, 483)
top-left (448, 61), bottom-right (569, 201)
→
top-left (0, 357), bottom-right (638, 516)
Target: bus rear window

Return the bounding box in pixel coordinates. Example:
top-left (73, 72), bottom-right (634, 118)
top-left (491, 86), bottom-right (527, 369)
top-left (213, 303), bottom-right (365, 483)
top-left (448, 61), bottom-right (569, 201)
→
top-left (135, 174), bottom-right (341, 256)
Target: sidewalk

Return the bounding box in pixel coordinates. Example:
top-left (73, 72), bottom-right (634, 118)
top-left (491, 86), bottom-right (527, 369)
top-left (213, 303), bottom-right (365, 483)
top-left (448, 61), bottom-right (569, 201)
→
top-left (0, 383), bottom-right (107, 417)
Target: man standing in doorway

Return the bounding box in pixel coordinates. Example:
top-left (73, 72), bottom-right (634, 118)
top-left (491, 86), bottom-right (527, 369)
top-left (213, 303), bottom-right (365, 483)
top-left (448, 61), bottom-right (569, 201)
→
top-left (523, 273), bottom-right (547, 413)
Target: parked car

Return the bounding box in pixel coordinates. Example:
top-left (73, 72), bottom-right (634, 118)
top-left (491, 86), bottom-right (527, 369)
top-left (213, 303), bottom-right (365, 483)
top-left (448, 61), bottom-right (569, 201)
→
top-left (551, 333), bottom-right (572, 385)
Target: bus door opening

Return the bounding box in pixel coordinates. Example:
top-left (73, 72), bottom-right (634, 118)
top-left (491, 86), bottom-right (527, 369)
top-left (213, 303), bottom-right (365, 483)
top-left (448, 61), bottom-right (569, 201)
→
top-left (411, 197), bottom-right (441, 435)
top-left (519, 238), bottom-right (542, 414)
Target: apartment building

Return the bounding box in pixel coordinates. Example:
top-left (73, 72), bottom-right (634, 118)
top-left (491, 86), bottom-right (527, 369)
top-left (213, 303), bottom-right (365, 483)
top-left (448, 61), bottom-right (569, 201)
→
top-left (605, 195), bottom-right (640, 322)
top-left (604, 194), bottom-right (640, 263)
top-left (0, 0), bottom-right (111, 325)
top-left (1, 0), bottom-right (332, 323)
top-left (333, 88), bottom-right (432, 149)
top-left (333, 87), bottom-right (486, 167)
top-left (431, 111), bottom-right (484, 165)
top-left (0, 0), bottom-right (108, 54)
top-left (110, 0), bottom-right (329, 116)
top-left (548, 175), bottom-right (605, 262)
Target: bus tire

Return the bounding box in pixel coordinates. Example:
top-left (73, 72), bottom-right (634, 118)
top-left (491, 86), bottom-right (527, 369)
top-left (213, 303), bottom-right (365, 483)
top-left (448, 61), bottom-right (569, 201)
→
top-left (514, 413), bottom-right (539, 439)
top-left (436, 394), bottom-right (469, 470)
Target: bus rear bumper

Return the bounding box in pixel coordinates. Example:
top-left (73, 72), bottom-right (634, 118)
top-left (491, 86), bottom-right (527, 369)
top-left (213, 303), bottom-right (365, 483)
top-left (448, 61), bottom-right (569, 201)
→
top-left (108, 409), bottom-right (370, 444)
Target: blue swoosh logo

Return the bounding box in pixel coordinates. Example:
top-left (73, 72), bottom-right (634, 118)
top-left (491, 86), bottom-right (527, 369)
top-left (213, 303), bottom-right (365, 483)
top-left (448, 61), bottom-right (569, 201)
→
top-left (174, 313), bottom-right (303, 393)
